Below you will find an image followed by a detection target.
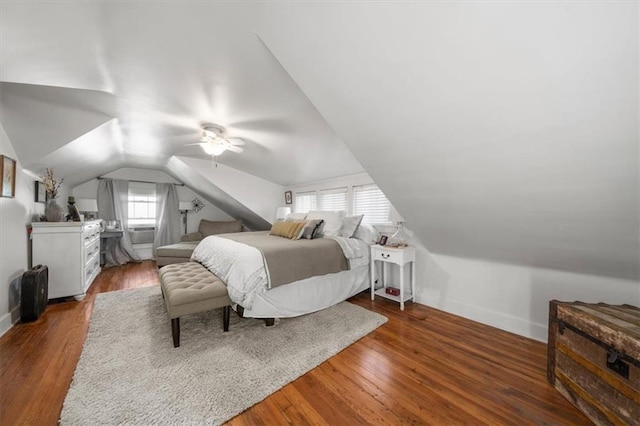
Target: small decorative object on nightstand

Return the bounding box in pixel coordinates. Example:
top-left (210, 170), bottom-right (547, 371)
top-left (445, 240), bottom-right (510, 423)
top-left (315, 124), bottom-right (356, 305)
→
top-left (370, 244), bottom-right (416, 310)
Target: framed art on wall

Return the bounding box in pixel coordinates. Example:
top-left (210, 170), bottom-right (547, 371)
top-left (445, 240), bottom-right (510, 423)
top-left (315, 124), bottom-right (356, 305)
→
top-left (0, 155), bottom-right (17, 198)
top-left (284, 191), bottom-right (292, 205)
top-left (35, 181), bottom-right (46, 203)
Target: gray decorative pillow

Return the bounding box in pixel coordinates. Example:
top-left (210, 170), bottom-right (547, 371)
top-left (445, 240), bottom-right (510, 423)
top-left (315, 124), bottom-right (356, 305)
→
top-left (340, 214), bottom-right (364, 238)
top-left (301, 219), bottom-right (324, 239)
top-left (353, 223), bottom-right (379, 245)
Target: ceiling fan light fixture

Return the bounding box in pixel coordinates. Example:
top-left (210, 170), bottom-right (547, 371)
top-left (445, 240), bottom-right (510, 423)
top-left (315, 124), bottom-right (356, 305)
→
top-left (199, 142), bottom-right (226, 156)
top-left (190, 123), bottom-right (244, 163)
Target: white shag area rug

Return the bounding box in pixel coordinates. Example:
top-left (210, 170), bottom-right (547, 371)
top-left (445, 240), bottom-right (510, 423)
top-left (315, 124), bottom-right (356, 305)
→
top-left (61, 285), bottom-right (387, 425)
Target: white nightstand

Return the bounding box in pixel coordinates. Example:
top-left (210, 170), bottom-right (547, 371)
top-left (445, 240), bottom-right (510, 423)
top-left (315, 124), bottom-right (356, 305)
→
top-left (370, 244), bottom-right (416, 310)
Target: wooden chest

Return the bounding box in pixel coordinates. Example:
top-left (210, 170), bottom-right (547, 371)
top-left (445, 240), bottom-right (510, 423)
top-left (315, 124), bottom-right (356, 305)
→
top-left (547, 301), bottom-right (640, 425)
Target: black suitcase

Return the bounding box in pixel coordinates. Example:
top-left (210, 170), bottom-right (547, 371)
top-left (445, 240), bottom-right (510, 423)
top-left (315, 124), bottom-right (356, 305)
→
top-left (21, 264), bottom-right (48, 322)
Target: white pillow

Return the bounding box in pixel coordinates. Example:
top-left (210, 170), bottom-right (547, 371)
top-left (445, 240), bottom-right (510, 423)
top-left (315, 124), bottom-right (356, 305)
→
top-left (285, 212), bottom-right (307, 221)
top-left (306, 210), bottom-right (345, 237)
top-left (340, 214), bottom-right (364, 238)
top-left (353, 223), bottom-right (379, 245)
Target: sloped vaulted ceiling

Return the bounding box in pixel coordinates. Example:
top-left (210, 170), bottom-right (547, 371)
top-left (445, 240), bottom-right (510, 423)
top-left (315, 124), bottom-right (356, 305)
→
top-left (253, 2), bottom-right (639, 280)
top-left (0, 2), bottom-right (363, 188)
top-left (1, 2), bottom-right (638, 280)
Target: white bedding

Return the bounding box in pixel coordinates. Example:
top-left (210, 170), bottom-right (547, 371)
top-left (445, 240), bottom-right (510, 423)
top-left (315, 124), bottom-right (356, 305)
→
top-left (192, 236), bottom-right (266, 309)
top-left (191, 234), bottom-right (370, 311)
top-left (243, 265), bottom-right (370, 318)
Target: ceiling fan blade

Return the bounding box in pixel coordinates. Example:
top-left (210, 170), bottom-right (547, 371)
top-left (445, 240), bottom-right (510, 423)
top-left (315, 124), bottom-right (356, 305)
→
top-left (226, 138), bottom-right (245, 146)
top-left (227, 145), bottom-right (244, 153)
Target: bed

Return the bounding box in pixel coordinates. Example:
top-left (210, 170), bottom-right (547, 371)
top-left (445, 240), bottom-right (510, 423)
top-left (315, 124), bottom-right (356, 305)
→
top-left (190, 215), bottom-right (377, 319)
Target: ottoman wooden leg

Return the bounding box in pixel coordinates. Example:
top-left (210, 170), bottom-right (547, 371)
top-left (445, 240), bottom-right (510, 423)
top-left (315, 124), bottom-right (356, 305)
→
top-left (223, 306), bottom-right (230, 332)
top-left (264, 318), bottom-right (275, 327)
top-left (171, 318), bottom-right (180, 348)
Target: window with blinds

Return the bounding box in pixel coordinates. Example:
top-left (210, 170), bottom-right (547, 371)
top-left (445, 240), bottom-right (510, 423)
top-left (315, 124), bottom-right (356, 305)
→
top-left (317, 187), bottom-right (347, 212)
top-left (128, 183), bottom-right (156, 227)
top-left (294, 191), bottom-right (317, 213)
top-left (353, 184), bottom-right (391, 224)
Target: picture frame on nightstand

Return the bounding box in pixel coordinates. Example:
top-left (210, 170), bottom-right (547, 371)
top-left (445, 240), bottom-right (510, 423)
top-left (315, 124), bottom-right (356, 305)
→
top-left (379, 235), bottom-right (388, 246)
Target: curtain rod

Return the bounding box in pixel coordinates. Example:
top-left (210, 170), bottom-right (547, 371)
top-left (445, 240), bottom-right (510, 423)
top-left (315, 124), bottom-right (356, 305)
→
top-left (97, 177), bottom-right (184, 186)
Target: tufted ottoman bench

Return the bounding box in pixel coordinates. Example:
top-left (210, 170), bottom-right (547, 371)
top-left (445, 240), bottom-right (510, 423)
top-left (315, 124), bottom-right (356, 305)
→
top-left (159, 262), bottom-right (232, 347)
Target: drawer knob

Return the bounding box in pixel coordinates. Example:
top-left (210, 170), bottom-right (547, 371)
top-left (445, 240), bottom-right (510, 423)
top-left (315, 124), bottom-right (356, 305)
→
top-left (381, 253), bottom-right (390, 259)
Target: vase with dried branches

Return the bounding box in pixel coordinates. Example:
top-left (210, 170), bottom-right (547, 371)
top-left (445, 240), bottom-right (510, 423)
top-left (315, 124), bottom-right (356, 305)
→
top-left (41, 168), bottom-right (65, 222)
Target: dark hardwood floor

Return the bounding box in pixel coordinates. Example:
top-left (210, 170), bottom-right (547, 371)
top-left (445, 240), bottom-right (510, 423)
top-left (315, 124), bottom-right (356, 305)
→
top-left (0, 261), bottom-right (589, 425)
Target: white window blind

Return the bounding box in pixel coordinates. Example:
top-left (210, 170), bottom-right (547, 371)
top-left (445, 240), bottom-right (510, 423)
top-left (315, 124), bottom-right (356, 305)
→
top-left (128, 183), bottom-right (156, 227)
top-left (353, 184), bottom-right (391, 224)
top-left (294, 191), bottom-right (317, 213)
top-left (317, 187), bottom-right (347, 212)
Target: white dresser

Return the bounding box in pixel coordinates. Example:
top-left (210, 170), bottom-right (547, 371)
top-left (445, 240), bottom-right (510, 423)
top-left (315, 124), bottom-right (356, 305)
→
top-left (31, 220), bottom-right (101, 299)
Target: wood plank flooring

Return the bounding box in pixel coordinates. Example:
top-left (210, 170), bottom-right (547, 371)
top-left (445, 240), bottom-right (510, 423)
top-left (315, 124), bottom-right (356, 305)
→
top-left (0, 261), bottom-right (590, 425)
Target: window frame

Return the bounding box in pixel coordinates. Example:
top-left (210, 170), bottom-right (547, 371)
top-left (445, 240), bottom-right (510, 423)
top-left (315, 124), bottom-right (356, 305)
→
top-left (128, 183), bottom-right (157, 228)
top-left (292, 183), bottom-right (392, 225)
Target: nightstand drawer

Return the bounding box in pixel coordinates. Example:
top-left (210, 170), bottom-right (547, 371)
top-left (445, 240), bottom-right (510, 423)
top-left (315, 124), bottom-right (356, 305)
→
top-left (375, 249), bottom-right (404, 264)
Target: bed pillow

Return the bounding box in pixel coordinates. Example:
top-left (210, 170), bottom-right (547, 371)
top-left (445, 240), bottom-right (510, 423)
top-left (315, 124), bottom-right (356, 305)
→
top-left (285, 212), bottom-right (307, 221)
top-left (339, 215), bottom-right (364, 238)
top-left (269, 220), bottom-right (306, 240)
top-left (300, 219), bottom-right (324, 240)
top-left (353, 223), bottom-right (379, 245)
top-left (305, 210), bottom-right (346, 237)
top-left (199, 219), bottom-right (243, 237)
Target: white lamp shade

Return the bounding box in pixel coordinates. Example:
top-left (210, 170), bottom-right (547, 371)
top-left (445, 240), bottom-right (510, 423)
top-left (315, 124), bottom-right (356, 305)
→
top-left (76, 198), bottom-right (98, 212)
top-left (276, 206), bottom-right (291, 220)
top-left (179, 201), bottom-right (194, 211)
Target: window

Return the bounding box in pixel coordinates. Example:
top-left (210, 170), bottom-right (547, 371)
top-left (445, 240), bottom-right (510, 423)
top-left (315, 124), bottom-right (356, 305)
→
top-left (317, 187), bottom-right (347, 212)
top-left (128, 183), bottom-right (156, 227)
top-left (353, 184), bottom-right (391, 224)
top-left (294, 191), bottom-right (316, 213)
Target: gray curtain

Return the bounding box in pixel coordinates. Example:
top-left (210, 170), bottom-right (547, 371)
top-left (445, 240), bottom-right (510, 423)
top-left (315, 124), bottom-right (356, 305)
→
top-left (153, 183), bottom-right (181, 255)
top-left (97, 179), bottom-right (140, 266)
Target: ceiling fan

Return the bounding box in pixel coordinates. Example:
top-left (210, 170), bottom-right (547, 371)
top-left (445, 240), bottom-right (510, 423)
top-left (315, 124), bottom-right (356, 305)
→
top-left (187, 124), bottom-right (245, 158)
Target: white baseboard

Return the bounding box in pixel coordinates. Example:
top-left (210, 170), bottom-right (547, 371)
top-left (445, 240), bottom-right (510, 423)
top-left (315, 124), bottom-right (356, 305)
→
top-left (415, 293), bottom-right (548, 343)
top-left (0, 305), bottom-right (20, 338)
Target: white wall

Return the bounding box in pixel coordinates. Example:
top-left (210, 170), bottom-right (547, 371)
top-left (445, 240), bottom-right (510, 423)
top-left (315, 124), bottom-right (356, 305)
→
top-left (0, 123), bottom-right (45, 336)
top-left (178, 156), bottom-right (284, 223)
top-left (417, 249), bottom-right (640, 342)
top-left (72, 167), bottom-right (233, 235)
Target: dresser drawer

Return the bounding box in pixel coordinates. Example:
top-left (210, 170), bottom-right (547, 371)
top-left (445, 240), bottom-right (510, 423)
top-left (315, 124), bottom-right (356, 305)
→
top-left (83, 224), bottom-right (100, 244)
top-left (85, 240), bottom-right (100, 265)
top-left (84, 255), bottom-right (100, 283)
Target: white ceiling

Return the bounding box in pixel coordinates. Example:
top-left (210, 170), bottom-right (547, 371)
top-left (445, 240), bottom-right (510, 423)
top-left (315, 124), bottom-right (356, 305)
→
top-left (1, 2), bottom-right (638, 281)
top-left (0, 2), bottom-right (363, 187)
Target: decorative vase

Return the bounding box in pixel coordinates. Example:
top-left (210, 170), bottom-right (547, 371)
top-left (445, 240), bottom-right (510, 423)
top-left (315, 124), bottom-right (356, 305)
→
top-left (389, 221), bottom-right (410, 247)
top-left (45, 199), bottom-right (64, 222)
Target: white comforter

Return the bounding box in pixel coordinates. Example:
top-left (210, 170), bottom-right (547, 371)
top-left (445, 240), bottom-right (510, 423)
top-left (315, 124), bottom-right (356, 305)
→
top-left (191, 235), bottom-right (369, 309)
